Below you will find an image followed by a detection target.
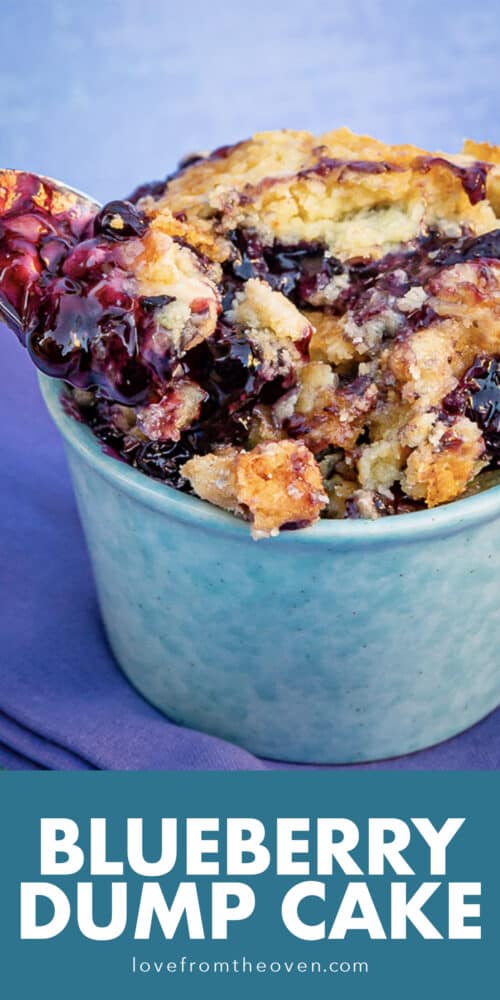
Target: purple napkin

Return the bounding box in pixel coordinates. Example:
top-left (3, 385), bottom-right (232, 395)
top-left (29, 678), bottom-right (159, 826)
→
top-left (1, 328), bottom-right (499, 772)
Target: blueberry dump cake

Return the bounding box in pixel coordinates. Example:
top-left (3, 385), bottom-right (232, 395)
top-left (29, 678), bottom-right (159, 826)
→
top-left (2, 129), bottom-right (500, 537)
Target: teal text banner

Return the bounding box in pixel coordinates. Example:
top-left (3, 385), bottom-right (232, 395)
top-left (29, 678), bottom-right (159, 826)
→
top-left (0, 771), bottom-right (497, 998)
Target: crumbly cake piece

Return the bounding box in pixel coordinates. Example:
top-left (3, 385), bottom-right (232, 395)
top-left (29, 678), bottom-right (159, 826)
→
top-left (2, 128), bottom-right (500, 536)
top-left (183, 440), bottom-right (327, 538)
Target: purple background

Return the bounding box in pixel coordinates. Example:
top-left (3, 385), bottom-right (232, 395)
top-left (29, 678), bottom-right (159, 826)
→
top-left (1, 0), bottom-right (499, 770)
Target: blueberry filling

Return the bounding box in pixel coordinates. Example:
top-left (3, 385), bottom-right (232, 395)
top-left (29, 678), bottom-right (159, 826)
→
top-left (224, 227), bottom-right (449, 340)
top-left (93, 200), bottom-right (148, 241)
top-left (128, 178), bottom-right (168, 204)
top-left (299, 157), bottom-right (399, 181)
top-left (0, 173), bottom-right (94, 338)
top-left (225, 230), bottom-right (343, 305)
top-left (28, 235), bottom-right (158, 404)
top-left (295, 155), bottom-right (489, 205)
top-left (0, 178), bottom-right (173, 404)
top-left (442, 356), bottom-right (500, 464)
top-left (414, 156), bottom-right (490, 206)
top-left (430, 228), bottom-right (500, 267)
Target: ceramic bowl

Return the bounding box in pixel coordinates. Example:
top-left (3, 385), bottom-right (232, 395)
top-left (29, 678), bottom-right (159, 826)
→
top-left (39, 373), bottom-right (500, 763)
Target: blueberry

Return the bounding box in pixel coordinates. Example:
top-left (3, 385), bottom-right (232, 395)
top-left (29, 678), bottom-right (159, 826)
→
top-left (93, 200), bottom-right (147, 241)
top-left (127, 179), bottom-right (167, 203)
top-left (140, 294), bottom-right (175, 312)
top-left (442, 355), bottom-right (500, 462)
top-left (436, 229), bottom-right (500, 267)
top-left (226, 229), bottom-right (344, 304)
top-left (133, 436), bottom-right (200, 488)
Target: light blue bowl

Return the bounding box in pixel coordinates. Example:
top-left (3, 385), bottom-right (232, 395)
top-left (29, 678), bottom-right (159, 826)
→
top-left (39, 373), bottom-right (500, 763)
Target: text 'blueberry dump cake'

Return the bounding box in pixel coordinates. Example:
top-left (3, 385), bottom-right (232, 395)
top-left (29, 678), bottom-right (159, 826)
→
top-left (3, 129), bottom-right (500, 537)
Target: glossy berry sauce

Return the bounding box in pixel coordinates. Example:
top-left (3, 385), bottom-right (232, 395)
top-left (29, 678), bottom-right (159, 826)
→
top-left (224, 229), bottom-right (343, 307)
top-left (0, 173), bottom-right (94, 336)
top-left (0, 174), bottom-right (170, 404)
top-left (73, 320), bottom-right (282, 490)
top-left (225, 226), bottom-right (500, 337)
top-left (443, 355), bottom-right (500, 464)
top-left (413, 156), bottom-right (490, 206)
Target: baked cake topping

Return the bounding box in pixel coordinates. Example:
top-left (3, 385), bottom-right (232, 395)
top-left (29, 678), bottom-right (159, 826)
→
top-left (2, 128), bottom-right (500, 537)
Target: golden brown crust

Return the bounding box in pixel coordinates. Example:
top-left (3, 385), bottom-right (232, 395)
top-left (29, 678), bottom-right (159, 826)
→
top-left (181, 447), bottom-right (243, 516)
top-left (136, 379), bottom-right (207, 441)
top-left (141, 129), bottom-right (499, 263)
top-left (236, 440), bottom-right (328, 537)
top-left (402, 417), bottom-right (486, 506)
top-left (125, 223), bottom-right (221, 353)
top-left (183, 440), bottom-right (327, 537)
top-left (295, 363), bottom-right (379, 452)
top-left (132, 129), bottom-right (500, 525)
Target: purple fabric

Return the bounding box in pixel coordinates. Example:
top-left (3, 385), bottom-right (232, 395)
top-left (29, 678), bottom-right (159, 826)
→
top-left (1, 329), bottom-right (499, 771)
top-left (0, 742), bottom-right (43, 770)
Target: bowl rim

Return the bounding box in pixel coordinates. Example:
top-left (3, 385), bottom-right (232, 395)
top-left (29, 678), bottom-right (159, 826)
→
top-left (39, 372), bottom-right (500, 546)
